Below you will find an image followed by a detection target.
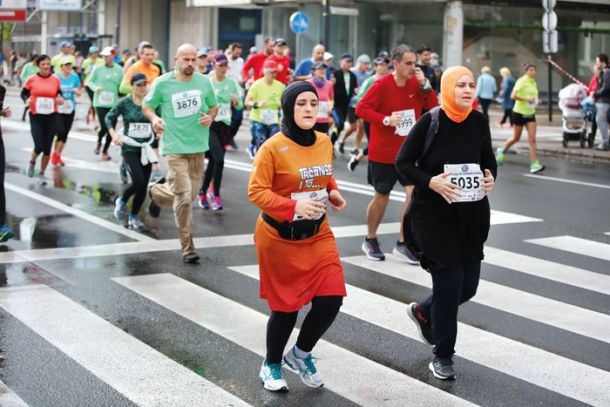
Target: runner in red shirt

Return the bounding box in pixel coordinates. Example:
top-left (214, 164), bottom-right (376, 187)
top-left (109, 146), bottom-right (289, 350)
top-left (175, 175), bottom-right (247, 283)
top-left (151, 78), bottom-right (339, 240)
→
top-left (242, 38), bottom-right (274, 87)
top-left (308, 61), bottom-right (334, 136)
top-left (264, 38), bottom-right (293, 85)
top-left (355, 44), bottom-right (437, 263)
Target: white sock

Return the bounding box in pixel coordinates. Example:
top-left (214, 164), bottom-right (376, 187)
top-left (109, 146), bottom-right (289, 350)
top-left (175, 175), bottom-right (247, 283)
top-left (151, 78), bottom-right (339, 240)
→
top-left (293, 345), bottom-right (310, 359)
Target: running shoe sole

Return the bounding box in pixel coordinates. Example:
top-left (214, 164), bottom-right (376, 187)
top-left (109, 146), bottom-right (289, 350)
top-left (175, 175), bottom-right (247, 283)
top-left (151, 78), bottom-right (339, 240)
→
top-left (428, 362), bottom-right (456, 380)
top-left (361, 242), bottom-right (385, 261)
top-left (530, 165), bottom-right (545, 174)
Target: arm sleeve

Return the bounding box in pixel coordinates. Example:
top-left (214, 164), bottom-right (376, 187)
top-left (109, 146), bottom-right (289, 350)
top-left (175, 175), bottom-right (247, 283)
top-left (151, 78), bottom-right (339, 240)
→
top-left (142, 78), bottom-right (161, 110)
top-left (104, 99), bottom-right (122, 130)
top-left (355, 80), bottom-right (385, 125)
top-left (293, 61), bottom-right (307, 78)
top-left (422, 88), bottom-right (439, 110)
top-left (20, 87), bottom-right (30, 100)
top-left (595, 70), bottom-right (610, 98)
top-left (242, 55), bottom-right (254, 81)
top-left (119, 65), bottom-right (134, 95)
top-left (231, 78), bottom-right (244, 110)
top-left (248, 144), bottom-right (297, 222)
top-left (88, 68), bottom-right (98, 91)
top-left (204, 79), bottom-right (218, 108)
top-left (327, 177), bottom-right (339, 193)
top-left (395, 113), bottom-right (434, 190)
top-left (475, 76), bottom-right (482, 98)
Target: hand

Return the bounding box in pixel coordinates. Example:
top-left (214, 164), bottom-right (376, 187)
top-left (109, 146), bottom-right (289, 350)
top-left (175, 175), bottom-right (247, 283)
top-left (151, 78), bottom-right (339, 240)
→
top-left (198, 112), bottom-right (213, 128)
top-left (415, 67), bottom-right (426, 85)
top-left (1, 107), bottom-right (11, 118)
top-left (429, 171), bottom-right (462, 204)
top-left (294, 199), bottom-right (326, 220)
top-left (257, 100), bottom-right (266, 108)
top-left (526, 96), bottom-right (536, 103)
top-left (57, 95), bottom-right (64, 105)
top-left (112, 136), bottom-right (123, 146)
top-left (96, 86), bottom-right (103, 93)
top-left (329, 190), bottom-right (346, 212)
top-left (277, 64), bottom-right (284, 73)
top-left (25, 97), bottom-right (31, 108)
top-left (482, 169), bottom-right (495, 196)
top-left (388, 112), bottom-right (403, 127)
top-left (152, 117), bottom-right (165, 133)
top-left (155, 134), bottom-right (161, 141)
top-left (231, 94), bottom-right (239, 106)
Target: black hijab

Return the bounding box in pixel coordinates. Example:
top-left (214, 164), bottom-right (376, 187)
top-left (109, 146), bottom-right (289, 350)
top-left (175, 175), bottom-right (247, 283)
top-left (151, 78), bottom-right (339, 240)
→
top-left (281, 81), bottom-right (318, 147)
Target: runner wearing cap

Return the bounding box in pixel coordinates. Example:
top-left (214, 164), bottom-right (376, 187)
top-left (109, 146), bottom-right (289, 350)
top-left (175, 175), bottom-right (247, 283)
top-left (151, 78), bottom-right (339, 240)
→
top-left (196, 48), bottom-right (212, 75)
top-left (293, 44), bottom-right (330, 81)
top-left (226, 43), bottom-right (245, 150)
top-left (51, 42), bottom-right (76, 73)
top-left (336, 54), bottom-right (371, 155)
top-left (198, 53), bottom-right (243, 211)
top-left (88, 46), bottom-right (124, 161)
top-left (143, 43), bottom-right (218, 264)
top-left (82, 46), bottom-right (103, 125)
top-left (355, 44), bottom-right (438, 263)
top-left (120, 43), bottom-right (161, 94)
top-left (21, 55), bottom-right (65, 185)
top-left (263, 39), bottom-right (292, 85)
top-left (245, 59), bottom-right (285, 158)
top-left (52, 57), bottom-right (81, 167)
top-left (348, 56), bottom-right (389, 172)
top-left (242, 38), bottom-right (274, 87)
top-left (330, 54), bottom-right (358, 146)
top-left (308, 61), bottom-right (333, 135)
top-left (107, 72), bottom-right (157, 231)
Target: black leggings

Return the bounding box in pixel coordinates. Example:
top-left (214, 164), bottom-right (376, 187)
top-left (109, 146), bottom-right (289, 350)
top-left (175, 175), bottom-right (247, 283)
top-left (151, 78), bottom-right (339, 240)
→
top-left (57, 111), bottom-right (75, 143)
top-left (122, 151), bottom-right (152, 215)
top-left (96, 107), bottom-right (112, 154)
top-left (418, 257), bottom-right (481, 358)
top-left (0, 133), bottom-right (5, 224)
top-left (478, 98), bottom-right (492, 121)
top-left (500, 108), bottom-right (513, 125)
top-left (30, 113), bottom-right (58, 155)
top-left (266, 296), bottom-right (343, 364)
top-left (200, 123), bottom-right (227, 197)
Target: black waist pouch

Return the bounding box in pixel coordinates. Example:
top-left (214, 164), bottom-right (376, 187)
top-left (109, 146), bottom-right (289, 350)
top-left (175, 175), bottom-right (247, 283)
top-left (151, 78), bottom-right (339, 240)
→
top-left (262, 213), bottom-right (325, 240)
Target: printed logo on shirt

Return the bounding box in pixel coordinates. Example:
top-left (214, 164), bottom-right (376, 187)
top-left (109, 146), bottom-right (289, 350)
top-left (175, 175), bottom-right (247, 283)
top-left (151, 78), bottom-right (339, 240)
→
top-left (277, 146), bottom-right (289, 152)
top-left (297, 164), bottom-right (333, 189)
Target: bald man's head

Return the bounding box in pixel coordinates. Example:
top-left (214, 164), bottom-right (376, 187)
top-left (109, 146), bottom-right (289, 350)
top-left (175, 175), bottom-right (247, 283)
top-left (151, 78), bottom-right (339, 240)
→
top-left (312, 44), bottom-right (325, 62)
top-left (175, 44), bottom-right (197, 76)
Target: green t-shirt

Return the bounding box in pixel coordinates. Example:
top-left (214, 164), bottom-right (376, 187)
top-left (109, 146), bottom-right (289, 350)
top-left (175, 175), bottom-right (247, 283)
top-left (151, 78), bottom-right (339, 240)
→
top-left (51, 53), bottom-right (76, 74)
top-left (512, 75), bottom-right (539, 115)
top-left (88, 64), bottom-right (124, 108)
top-left (246, 78), bottom-right (284, 124)
top-left (82, 57), bottom-right (104, 86)
top-left (105, 96), bottom-right (154, 154)
top-left (343, 71), bottom-right (350, 94)
top-left (209, 74), bottom-right (243, 126)
top-left (143, 71), bottom-right (218, 155)
top-left (20, 62), bottom-right (39, 84)
top-left (354, 74), bottom-right (378, 104)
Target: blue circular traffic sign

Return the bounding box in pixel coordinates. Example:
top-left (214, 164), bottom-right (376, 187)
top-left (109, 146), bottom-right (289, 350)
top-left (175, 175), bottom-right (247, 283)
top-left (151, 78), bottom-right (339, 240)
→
top-left (290, 12), bottom-right (309, 34)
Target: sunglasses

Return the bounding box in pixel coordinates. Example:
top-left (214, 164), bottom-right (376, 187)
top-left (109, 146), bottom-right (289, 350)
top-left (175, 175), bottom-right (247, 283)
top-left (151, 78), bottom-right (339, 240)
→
top-left (216, 63), bottom-right (228, 67)
top-left (133, 82), bottom-right (147, 87)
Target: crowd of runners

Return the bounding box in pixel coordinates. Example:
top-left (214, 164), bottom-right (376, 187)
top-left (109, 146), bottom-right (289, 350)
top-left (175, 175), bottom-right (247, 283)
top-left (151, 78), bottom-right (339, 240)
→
top-left (9, 34), bottom-right (598, 390)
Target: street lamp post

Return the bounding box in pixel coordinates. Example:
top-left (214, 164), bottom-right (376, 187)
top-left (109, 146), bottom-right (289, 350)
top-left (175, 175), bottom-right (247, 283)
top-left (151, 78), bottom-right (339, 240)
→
top-left (543, 0), bottom-right (558, 122)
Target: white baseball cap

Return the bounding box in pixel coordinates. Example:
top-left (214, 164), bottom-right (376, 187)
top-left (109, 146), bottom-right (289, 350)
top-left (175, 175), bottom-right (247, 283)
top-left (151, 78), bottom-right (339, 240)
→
top-left (99, 46), bottom-right (115, 57)
top-left (323, 51), bottom-right (334, 60)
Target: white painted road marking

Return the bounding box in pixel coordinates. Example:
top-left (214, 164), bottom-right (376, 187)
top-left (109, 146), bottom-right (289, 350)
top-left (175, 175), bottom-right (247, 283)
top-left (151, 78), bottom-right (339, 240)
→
top-left (526, 235), bottom-right (610, 262)
top-left (522, 173), bottom-right (610, 190)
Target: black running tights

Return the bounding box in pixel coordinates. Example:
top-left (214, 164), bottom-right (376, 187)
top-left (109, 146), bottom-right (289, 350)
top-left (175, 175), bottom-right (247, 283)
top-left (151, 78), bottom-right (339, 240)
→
top-left (122, 151), bottom-right (152, 215)
top-left (200, 125), bottom-right (225, 197)
top-left (0, 134), bottom-right (5, 225)
top-left (96, 107), bottom-right (112, 154)
top-left (266, 296), bottom-right (343, 364)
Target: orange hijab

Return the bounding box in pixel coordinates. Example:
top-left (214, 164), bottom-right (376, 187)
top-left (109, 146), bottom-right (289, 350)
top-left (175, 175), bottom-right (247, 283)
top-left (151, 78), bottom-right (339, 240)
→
top-left (441, 65), bottom-right (474, 123)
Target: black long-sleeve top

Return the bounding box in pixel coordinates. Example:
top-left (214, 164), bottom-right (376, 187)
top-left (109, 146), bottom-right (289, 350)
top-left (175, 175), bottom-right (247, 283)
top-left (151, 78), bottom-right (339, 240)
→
top-left (396, 109), bottom-right (497, 268)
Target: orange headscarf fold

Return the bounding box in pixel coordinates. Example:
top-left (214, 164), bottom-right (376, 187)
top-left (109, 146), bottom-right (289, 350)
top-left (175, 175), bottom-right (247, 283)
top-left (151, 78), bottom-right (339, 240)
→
top-left (440, 65), bottom-right (474, 123)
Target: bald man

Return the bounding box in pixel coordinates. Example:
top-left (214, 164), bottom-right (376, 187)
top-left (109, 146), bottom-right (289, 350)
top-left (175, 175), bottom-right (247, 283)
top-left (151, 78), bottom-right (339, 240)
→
top-left (143, 44), bottom-right (218, 264)
top-left (293, 44), bottom-right (331, 81)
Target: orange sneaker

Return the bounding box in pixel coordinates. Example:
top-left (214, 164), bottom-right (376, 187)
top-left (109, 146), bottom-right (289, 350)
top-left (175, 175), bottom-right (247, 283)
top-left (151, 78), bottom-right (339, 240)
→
top-left (57, 155), bottom-right (66, 166)
top-left (51, 152), bottom-right (60, 166)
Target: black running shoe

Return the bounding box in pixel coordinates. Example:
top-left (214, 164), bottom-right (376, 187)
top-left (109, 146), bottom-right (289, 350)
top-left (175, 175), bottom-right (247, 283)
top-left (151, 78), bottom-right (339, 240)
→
top-left (361, 237), bottom-right (385, 261)
top-left (347, 156), bottom-right (359, 172)
top-left (336, 141), bottom-right (345, 154)
top-left (407, 302), bottom-right (433, 345)
top-left (429, 355), bottom-right (456, 380)
top-left (183, 252), bottom-right (200, 264)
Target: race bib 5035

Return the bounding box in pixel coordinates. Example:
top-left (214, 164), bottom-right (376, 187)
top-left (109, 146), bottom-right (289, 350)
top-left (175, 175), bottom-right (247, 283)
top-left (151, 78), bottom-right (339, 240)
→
top-left (444, 163), bottom-right (485, 202)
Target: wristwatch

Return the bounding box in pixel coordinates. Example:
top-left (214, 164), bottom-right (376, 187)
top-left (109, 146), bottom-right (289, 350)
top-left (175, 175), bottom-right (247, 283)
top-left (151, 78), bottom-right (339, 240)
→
top-left (383, 116), bottom-right (391, 126)
top-left (420, 79), bottom-right (432, 92)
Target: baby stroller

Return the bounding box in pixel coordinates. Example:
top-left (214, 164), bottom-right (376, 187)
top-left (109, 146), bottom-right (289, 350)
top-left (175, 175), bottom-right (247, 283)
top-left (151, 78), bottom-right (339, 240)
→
top-left (558, 84), bottom-right (592, 148)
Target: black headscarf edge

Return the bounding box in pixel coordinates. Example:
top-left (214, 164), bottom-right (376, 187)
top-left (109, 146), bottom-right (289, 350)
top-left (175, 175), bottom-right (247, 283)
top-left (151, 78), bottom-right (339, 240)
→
top-left (281, 81), bottom-right (319, 147)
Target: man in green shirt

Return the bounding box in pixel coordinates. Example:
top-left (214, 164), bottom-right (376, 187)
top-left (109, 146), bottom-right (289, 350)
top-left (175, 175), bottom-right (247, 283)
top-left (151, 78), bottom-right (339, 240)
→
top-left (82, 46), bottom-right (104, 126)
top-left (88, 46), bottom-right (124, 160)
top-left (143, 43), bottom-right (218, 264)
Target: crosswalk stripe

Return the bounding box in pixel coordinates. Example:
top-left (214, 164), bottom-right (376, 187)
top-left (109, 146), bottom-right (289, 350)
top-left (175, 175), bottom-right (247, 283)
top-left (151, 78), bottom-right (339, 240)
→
top-left (526, 235), bottom-right (610, 262)
top-left (484, 247), bottom-right (610, 295)
top-left (522, 173), bottom-right (610, 190)
top-left (0, 285), bottom-right (250, 407)
top-left (230, 264), bottom-right (610, 407)
top-left (113, 273), bottom-right (476, 407)
top-left (342, 255), bottom-right (610, 344)
top-left (0, 380), bottom-right (28, 407)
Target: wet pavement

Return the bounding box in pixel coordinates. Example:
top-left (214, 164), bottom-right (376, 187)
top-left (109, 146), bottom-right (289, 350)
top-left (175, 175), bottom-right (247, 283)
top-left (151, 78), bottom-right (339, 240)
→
top-left (0, 88), bottom-right (608, 407)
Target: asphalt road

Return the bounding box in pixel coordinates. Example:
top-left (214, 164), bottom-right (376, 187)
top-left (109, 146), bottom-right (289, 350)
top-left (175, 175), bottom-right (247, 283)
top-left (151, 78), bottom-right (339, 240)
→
top-left (0, 92), bottom-right (609, 407)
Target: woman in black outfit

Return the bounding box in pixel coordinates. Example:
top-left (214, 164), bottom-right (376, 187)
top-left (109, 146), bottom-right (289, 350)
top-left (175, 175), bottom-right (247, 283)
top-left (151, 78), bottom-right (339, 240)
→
top-left (396, 65), bottom-right (496, 380)
top-left (0, 84), bottom-right (14, 243)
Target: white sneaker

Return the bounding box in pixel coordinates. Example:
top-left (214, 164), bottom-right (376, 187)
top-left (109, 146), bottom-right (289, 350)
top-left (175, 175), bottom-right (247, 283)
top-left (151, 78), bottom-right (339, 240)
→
top-left (259, 360), bottom-right (288, 392)
top-left (283, 346), bottom-right (324, 388)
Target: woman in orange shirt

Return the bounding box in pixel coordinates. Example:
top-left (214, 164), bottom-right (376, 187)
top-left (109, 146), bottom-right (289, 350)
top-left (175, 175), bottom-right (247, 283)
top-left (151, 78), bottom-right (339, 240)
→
top-left (248, 81), bottom-right (347, 393)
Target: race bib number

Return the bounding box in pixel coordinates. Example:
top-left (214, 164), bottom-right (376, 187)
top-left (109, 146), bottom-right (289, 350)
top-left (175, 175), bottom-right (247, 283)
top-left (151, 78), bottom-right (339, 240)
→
top-left (260, 108), bottom-right (278, 125)
top-left (317, 101), bottom-right (329, 119)
top-left (215, 103), bottom-right (231, 122)
top-left (444, 163), bottom-right (485, 203)
top-left (172, 90), bottom-right (201, 118)
top-left (128, 123), bottom-right (152, 139)
top-left (35, 97), bottom-right (54, 115)
top-left (99, 91), bottom-right (115, 105)
top-left (291, 189), bottom-right (328, 221)
top-left (58, 100), bottom-right (74, 114)
top-left (394, 109), bottom-right (416, 137)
